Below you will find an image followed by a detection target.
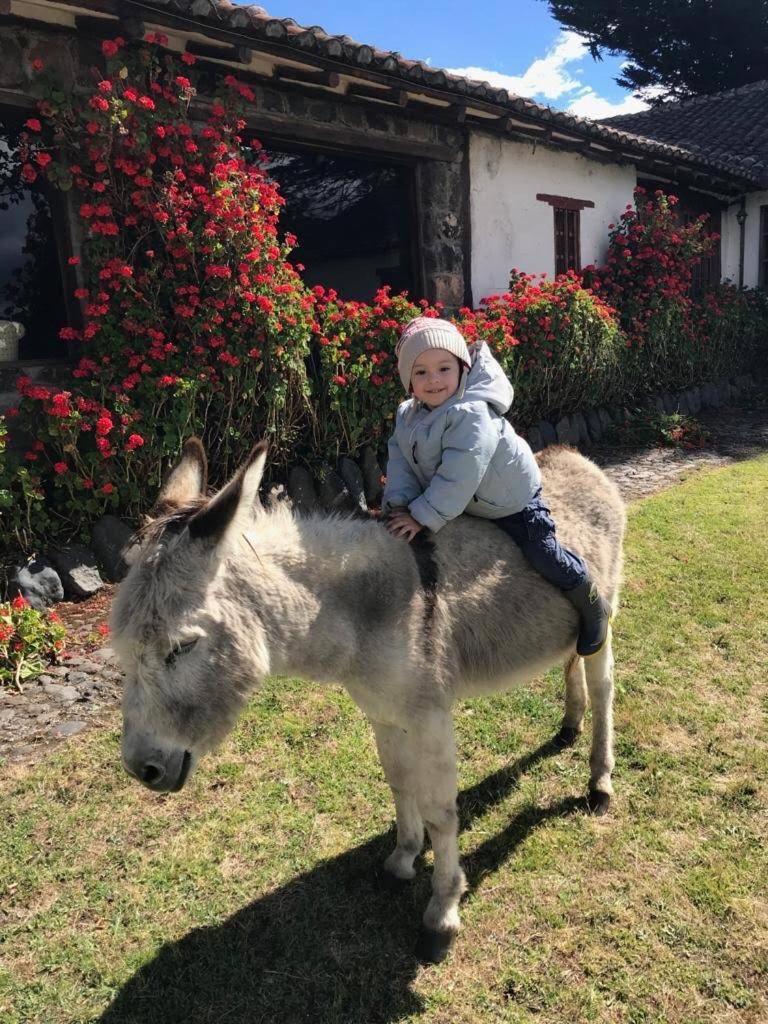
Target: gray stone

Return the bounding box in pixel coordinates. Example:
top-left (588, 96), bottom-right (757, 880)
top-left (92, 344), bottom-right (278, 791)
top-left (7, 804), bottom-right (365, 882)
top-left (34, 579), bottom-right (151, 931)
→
top-left (571, 411), bottom-right (590, 446)
top-left (65, 671), bottom-right (92, 688)
top-left (676, 392), bottom-right (691, 415)
top-left (92, 515), bottom-right (135, 582)
top-left (317, 465), bottom-right (353, 512)
top-left (597, 408), bottom-right (613, 433)
top-left (359, 447), bottom-right (384, 506)
top-left (0, 708), bottom-right (16, 725)
top-left (717, 380), bottom-right (731, 406)
top-left (338, 457), bottom-right (367, 513)
top-left (287, 465), bottom-right (318, 515)
top-left (555, 416), bottom-right (579, 447)
top-left (537, 420), bottom-right (557, 446)
top-left (91, 646), bottom-right (117, 664)
top-left (525, 426), bottom-right (544, 452)
top-left (49, 545), bottom-right (104, 599)
top-left (43, 684), bottom-right (78, 703)
top-left (586, 410), bottom-right (603, 443)
top-left (688, 387), bottom-right (702, 414)
top-left (10, 557), bottom-right (64, 610)
top-left (662, 394), bottom-right (676, 414)
top-left (51, 721), bottom-right (87, 738)
top-left (652, 395), bottom-right (666, 414)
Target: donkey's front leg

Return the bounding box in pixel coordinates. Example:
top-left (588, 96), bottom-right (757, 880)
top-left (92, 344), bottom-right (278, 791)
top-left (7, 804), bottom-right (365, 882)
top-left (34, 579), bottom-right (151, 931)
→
top-left (412, 708), bottom-right (467, 962)
top-left (372, 721), bottom-right (424, 881)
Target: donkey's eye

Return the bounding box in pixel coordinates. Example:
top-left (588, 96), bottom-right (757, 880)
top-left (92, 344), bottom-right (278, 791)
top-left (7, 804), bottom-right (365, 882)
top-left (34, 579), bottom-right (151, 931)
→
top-left (165, 638), bottom-right (198, 666)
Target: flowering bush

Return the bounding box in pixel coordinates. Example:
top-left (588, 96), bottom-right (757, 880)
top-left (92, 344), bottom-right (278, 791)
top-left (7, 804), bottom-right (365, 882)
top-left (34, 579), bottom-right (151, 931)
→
top-left (604, 409), bottom-right (710, 450)
top-left (585, 188), bottom-right (718, 392)
top-left (0, 594), bottom-right (66, 690)
top-left (311, 286), bottom-right (441, 457)
top-left (0, 416), bottom-right (53, 556)
top-left (454, 271), bottom-right (621, 425)
top-left (10, 35), bottom-right (315, 531)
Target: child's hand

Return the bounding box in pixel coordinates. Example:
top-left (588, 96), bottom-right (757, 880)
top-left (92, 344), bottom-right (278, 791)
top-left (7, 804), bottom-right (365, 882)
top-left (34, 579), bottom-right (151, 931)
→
top-left (386, 510), bottom-right (423, 542)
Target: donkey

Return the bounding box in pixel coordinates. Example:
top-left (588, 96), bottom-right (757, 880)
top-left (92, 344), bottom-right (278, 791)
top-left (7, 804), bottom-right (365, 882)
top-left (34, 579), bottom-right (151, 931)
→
top-left (113, 438), bottom-right (625, 962)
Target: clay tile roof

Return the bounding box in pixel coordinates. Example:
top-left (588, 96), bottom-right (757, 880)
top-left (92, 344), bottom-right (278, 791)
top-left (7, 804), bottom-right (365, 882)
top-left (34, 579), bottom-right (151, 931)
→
top-left (601, 80), bottom-right (768, 186)
top-left (142, 1), bottom-right (766, 188)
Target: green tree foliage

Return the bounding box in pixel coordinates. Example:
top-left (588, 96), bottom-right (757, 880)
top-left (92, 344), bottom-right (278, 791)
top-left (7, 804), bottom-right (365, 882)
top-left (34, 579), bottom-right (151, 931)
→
top-left (544, 0), bottom-right (768, 99)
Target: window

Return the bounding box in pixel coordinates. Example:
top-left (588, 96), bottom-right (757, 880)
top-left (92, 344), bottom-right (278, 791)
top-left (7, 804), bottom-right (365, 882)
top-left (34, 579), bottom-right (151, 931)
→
top-left (263, 146), bottom-right (417, 300)
top-left (536, 194), bottom-right (594, 275)
top-left (554, 207), bottom-right (581, 275)
top-left (0, 110), bottom-right (71, 360)
top-left (760, 206), bottom-right (768, 288)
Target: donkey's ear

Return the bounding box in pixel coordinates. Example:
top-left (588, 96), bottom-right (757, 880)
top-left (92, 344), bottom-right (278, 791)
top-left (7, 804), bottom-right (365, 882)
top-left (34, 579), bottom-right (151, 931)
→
top-left (188, 441), bottom-right (268, 543)
top-left (153, 438), bottom-right (208, 515)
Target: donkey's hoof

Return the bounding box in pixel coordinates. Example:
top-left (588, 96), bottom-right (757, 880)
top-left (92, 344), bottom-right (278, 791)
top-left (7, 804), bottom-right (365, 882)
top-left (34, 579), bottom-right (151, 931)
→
top-left (416, 926), bottom-right (456, 964)
top-left (587, 789), bottom-right (611, 816)
top-left (554, 725), bottom-right (580, 748)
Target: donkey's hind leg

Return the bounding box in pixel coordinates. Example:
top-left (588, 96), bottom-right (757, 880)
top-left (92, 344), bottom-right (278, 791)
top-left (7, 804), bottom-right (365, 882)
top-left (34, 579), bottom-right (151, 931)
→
top-left (583, 626), bottom-right (615, 815)
top-left (372, 721), bottom-right (424, 881)
top-left (556, 653), bottom-right (588, 748)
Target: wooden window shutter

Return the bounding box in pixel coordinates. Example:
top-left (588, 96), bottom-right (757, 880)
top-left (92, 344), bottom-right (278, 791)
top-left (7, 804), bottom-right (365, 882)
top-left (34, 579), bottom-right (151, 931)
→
top-left (554, 207), bottom-right (581, 274)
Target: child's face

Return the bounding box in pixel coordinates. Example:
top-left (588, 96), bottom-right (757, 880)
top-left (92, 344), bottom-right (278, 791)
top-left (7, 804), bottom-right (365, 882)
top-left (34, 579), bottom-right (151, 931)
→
top-left (410, 348), bottom-right (462, 408)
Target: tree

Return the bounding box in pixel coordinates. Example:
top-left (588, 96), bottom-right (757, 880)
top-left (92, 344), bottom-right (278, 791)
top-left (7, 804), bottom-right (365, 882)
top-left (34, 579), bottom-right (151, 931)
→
top-left (544, 0), bottom-right (768, 99)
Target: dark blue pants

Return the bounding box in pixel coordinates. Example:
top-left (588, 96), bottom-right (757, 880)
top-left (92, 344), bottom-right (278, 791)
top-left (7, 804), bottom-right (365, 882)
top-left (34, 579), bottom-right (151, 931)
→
top-left (493, 489), bottom-right (587, 591)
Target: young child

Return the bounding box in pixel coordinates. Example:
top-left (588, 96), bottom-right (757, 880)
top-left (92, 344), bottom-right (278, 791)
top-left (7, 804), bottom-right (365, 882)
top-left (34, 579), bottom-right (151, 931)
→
top-left (383, 317), bottom-right (611, 656)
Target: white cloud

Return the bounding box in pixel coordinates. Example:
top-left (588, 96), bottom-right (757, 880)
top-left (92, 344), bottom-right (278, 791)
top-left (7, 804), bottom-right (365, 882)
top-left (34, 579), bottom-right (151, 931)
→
top-left (446, 30), bottom-right (648, 121)
top-left (566, 90), bottom-right (648, 118)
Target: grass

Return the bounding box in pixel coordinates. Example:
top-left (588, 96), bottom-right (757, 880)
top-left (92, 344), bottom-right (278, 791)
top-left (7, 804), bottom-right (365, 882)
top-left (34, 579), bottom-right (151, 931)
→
top-left (2, 456), bottom-right (768, 1024)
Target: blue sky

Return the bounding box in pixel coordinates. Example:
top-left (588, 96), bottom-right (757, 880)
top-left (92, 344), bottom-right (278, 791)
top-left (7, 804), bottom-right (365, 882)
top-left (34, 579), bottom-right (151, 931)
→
top-left (241, 0), bottom-right (647, 118)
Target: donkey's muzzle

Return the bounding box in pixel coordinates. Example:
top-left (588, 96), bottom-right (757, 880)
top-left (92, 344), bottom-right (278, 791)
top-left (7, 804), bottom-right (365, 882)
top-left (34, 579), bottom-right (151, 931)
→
top-left (123, 737), bottom-right (193, 792)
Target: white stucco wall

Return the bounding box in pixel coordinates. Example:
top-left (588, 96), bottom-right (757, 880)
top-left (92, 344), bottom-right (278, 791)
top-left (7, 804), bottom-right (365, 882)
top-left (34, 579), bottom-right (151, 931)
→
top-left (720, 190), bottom-right (768, 288)
top-left (469, 133), bottom-right (637, 302)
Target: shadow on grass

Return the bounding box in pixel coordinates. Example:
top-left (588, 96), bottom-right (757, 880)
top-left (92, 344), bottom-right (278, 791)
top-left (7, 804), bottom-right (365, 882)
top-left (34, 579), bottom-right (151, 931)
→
top-left (99, 736), bottom-right (584, 1024)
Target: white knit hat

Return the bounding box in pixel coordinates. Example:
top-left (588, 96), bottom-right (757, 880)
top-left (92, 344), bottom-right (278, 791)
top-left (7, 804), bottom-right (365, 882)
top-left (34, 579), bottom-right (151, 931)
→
top-left (396, 317), bottom-right (471, 392)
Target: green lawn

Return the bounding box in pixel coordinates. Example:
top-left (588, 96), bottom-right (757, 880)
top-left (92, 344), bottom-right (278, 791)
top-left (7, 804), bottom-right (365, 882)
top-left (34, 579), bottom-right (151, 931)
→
top-left (2, 456), bottom-right (767, 1024)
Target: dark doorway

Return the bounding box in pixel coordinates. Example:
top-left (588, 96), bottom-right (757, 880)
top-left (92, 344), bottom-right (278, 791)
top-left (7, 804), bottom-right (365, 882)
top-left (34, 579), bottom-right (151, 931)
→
top-left (264, 146), bottom-right (417, 300)
top-left (0, 112), bottom-right (69, 361)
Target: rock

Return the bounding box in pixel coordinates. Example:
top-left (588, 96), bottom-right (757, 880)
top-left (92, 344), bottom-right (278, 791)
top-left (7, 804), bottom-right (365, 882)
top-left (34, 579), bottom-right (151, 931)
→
top-left (317, 465), bottom-right (353, 512)
top-left (662, 393), bottom-right (677, 414)
top-left (359, 447), bottom-right (384, 507)
top-left (705, 382), bottom-right (720, 408)
top-left (43, 684), bottom-right (78, 703)
top-left (652, 395), bottom-right (666, 414)
top-left (0, 708), bottom-right (16, 725)
top-left (537, 420), bottom-right (557, 447)
top-left (49, 545), bottom-right (104, 599)
top-left (338, 457), bottom-right (368, 513)
top-left (676, 392), bottom-right (691, 415)
top-left (51, 721), bottom-right (87, 738)
top-left (717, 380), bottom-right (731, 406)
top-left (555, 416), bottom-right (579, 447)
top-left (526, 426), bottom-right (544, 452)
top-left (91, 646), bottom-right (117, 664)
top-left (91, 515), bottom-right (135, 582)
top-left (287, 465), bottom-right (318, 514)
top-left (688, 387), bottom-right (702, 414)
top-left (597, 408), bottom-right (613, 433)
top-left (65, 671), bottom-right (93, 688)
top-left (571, 411), bottom-right (590, 446)
top-left (586, 410), bottom-right (603, 443)
top-left (10, 556), bottom-right (64, 610)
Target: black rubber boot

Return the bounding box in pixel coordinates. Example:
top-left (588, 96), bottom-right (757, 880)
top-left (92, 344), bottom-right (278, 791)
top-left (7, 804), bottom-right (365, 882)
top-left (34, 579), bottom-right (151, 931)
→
top-left (564, 577), bottom-right (612, 657)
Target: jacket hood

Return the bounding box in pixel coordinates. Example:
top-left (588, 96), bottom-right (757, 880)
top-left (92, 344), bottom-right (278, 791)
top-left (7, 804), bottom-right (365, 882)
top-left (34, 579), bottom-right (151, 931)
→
top-left (462, 341), bottom-right (514, 415)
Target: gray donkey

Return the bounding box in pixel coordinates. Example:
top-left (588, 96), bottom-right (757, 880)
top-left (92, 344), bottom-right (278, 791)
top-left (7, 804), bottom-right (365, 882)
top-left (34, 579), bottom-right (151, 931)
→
top-left (113, 438), bottom-right (625, 962)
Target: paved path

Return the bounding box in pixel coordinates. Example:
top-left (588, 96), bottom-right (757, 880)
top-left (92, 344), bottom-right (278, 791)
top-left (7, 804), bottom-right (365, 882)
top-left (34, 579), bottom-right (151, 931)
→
top-left (2, 398), bottom-right (767, 767)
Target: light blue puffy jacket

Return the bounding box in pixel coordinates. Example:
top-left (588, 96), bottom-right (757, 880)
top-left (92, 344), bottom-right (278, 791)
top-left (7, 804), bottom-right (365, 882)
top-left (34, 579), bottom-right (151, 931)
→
top-left (382, 342), bottom-right (541, 533)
